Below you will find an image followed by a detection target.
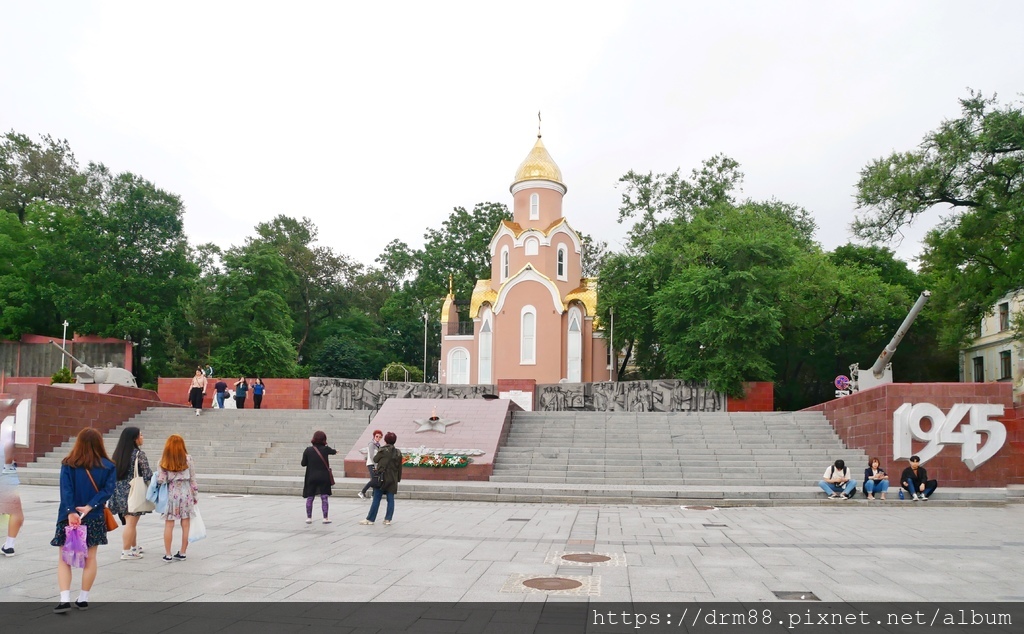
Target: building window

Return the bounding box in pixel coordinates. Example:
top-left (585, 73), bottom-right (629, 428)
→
top-left (448, 348), bottom-right (469, 384)
top-left (556, 245), bottom-right (567, 280)
top-left (501, 247), bottom-right (509, 281)
top-left (1000, 350), bottom-right (1012, 380)
top-left (478, 312), bottom-right (492, 384)
top-left (521, 306), bottom-right (536, 364)
top-left (999, 302), bottom-right (1009, 332)
top-left (530, 193), bottom-right (539, 220)
top-left (973, 356), bottom-right (984, 382)
top-left (525, 237), bottom-right (539, 256)
top-left (567, 308), bottom-right (581, 382)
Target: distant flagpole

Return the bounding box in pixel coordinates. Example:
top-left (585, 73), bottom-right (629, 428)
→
top-left (537, 111), bottom-right (541, 137)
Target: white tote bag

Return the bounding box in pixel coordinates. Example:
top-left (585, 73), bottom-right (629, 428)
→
top-left (188, 508), bottom-right (207, 543)
top-left (127, 453), bottom-right (156, 514)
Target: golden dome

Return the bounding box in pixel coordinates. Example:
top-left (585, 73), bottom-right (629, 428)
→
top-left (512, 136), bottom-right (564, 189)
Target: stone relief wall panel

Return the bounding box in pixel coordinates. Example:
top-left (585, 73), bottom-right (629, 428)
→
top-left (536, 380), bottom-right (725, 412)
top-left (309, 378), bottom-right (495, 409)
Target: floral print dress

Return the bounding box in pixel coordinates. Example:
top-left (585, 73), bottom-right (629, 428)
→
top-left (108, 448), bottom-right (153, 517)
top-left (156, 455), bottom-right (198, 521)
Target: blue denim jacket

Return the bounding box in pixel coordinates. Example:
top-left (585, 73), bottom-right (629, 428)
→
top-left (57, 459), bottom-right (116, 521)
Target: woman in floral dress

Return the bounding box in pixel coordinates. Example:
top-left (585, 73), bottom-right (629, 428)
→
top-left (108, 426), bottom-right (152, 560)
top-left (156, 434), bottom-right (198, 562)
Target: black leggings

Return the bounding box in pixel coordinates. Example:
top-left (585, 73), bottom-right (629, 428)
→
top-left (253, 394), bottom-right (263, 409)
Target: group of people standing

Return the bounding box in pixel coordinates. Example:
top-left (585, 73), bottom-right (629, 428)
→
top-left (819, 456), bottom-right (939, 501)
top-left (300, 429), bottom-right (402, 526)
top-left (47, 427), bottom-right (200, 614)
top-left (189, 368), bottom-right (267, 415)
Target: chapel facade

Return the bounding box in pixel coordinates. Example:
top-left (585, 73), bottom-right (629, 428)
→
top-left (438, 133), bottom-right (611, 385)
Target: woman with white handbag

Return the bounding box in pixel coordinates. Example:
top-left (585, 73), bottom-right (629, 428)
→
top-left (107, 427), bottom-right (154, 561)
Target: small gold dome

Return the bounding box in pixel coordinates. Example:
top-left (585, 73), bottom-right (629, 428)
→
top-left (512, 136), bottom-right (564, 188)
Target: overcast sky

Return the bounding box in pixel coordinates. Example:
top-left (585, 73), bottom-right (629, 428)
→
top-left (3, 1), bottom-right (1023, 270)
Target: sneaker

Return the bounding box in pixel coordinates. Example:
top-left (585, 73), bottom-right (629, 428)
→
top-left (357, 492), bottom-right (365, 499)
top-left (134, 545), bottom-right (144, 553)
top-left (383, 520), bottom-right (391, 526)
top-left (1, 464), bottom-right (16, 474)
top-left (919, 495), bottom-right (928, 501)
top-left (75, 600), bottom-right (89, 610)
top-left (322, 519), bottom-right (332, 524)
top-left (839, 494), bottom-right (849, 500)
top-left (162, 555), bottom-right (173, 562)
top-left (358, 519), bottom-right (374, 525)
top-left (120, 551), bottom-right (143, 560)
top-left (1, 547), bottom-right (13, 557)
top-left (53, 602), bottom-right (71, 614)
top-left (195, 410), bottom-right (200, 417)
top-left (912, 494), bottom-right (920, 501)
top-left (305, 518), bottom-right (312, 524)
top-left (173, 552), bottom-right (186, 561)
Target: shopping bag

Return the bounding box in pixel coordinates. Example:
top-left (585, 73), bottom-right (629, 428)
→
top-left (62, 525), bottom-right (88, 569)
top-left (128, 455), bottom-right (155, 514)
top-left (188, 508), bottom-right (206, 543)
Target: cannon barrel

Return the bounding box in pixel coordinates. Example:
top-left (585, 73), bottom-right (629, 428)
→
top-left (47, 340), bottom-right (94, 376)
top-left (869, 291), bottom-right (931, 378)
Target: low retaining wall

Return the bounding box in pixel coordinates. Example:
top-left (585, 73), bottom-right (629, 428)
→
top-left (805, 382), bottom-right (1023, 487)
top-left (1, 383), bottom-right (173, 465)
top-left (157, 378), bottom-right (309, 410)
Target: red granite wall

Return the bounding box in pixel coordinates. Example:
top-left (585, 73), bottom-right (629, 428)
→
top-left (1, 383), bottom-right (174, 465)
top-left (805, 383), bottom-right (1022, 487)
top-left (158, 378), bottom-right (310, 410)
top-left (727, 382), bottom-right (774, 412)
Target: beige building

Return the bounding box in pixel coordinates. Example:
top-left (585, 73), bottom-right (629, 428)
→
top-left (960, 289), bottom-right (1023, 403)
top-left (438, 133), bottom-right (611, 385)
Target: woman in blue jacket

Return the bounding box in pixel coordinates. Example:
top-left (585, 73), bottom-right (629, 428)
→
top-left (50, 428), bottom-right (116, 613)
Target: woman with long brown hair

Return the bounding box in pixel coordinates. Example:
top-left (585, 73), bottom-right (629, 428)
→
top-left (107, 426), bottom-right (153, 559)
top-left (50, 427), bottom-right (116, 613)
top-left (156, 434), bottom-right (198, 562)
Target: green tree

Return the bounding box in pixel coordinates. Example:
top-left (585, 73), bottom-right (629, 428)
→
top-left (853, 90), bottom-right (1024, 346)
top-left (0, 132), bottom-right (90, 223)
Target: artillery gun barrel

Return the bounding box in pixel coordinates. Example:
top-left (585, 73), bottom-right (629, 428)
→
top-left (869, 291), bottom-right (931, 378)
top-left (47, 340), bottom-right (93, 375)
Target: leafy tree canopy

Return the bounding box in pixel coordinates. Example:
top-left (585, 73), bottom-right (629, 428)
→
top-left (854, 90), bottom-right (1024, 346)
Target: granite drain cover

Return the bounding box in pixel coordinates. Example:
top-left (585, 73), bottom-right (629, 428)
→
top-left (561, 553), bottom-right (611, 563)
top-left (682, 505), bottom-right (718, 511)
top-left (523, 577), bottom-right (583, 591)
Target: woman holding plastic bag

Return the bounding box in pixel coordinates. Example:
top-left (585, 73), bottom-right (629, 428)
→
top-left (156, 434), bottom-right (199, 562)
top-left (50, 428), bottom-right (116, 614)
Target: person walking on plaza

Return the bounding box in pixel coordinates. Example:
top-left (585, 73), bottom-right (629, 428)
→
top-left (156, 434), bottom-right (198, 561)
top-left (50, 428), bottom-right (116, 613)
top-left (360, 431), bottom-right (402, 526)
top-left (301, 431), bottom-right (337, 524)
top-left (108, 427), bottom-right (152, 560)
top-left (900, 455), bottom-right (938, 501)
top-left (234, 377), bottom-right (249, 409)
top-left (863, 457), bottom-right (889, 500)
top-left (818, 458), bottom-right (857, 500)
top-left (252, 378), bottom-right (266, 409)
top-left (1, 420), bottom-right (24, 557)
top-left (213, 378), bottom-right (228, 409)
top-left (188, 368), bottom-right (207, 417)
top-left (358, 430), bottom-right (383, 499)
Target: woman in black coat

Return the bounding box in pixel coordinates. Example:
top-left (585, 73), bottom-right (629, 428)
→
top-left (300, 431), bottom-right (336, 524)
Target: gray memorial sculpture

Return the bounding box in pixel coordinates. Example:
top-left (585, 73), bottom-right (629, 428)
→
top-left (308, 377), bottom-right (723, 412)
top-left (309, 378), bottom-right (497, 410)
top-left (47, 341), bottom-right (137, 388)
top-left (536, 379), bottom-right (725, 412)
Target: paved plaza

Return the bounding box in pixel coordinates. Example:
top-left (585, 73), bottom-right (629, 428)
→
top-left (2, 484), bottom-right (1023, 604)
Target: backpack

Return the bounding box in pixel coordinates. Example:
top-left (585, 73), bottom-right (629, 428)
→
top-left (828, 466), bottom-right (857, 496)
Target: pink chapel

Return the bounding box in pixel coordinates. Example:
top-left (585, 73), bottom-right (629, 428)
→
top-left (438, 132), bottom-right (611, 386)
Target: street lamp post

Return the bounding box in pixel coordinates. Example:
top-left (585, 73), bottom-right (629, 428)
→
top-left (422, 312), bottom-right (428, 382)
top-left (61, 320), bottom-right (69, 369)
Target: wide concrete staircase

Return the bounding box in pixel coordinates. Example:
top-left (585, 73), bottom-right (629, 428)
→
top-left (491, 411), bottom-right (862, 486)
top-left (19, 408), bottom-right (373, 495)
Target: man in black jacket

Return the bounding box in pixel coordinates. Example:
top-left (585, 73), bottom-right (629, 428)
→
top-left (900, 455), bottom-right (938, 501)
